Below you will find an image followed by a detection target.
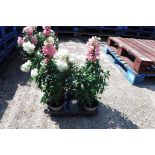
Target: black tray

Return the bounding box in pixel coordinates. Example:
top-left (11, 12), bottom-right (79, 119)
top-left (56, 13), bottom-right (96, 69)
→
top-left (44, 98), bottom-right (99, 116)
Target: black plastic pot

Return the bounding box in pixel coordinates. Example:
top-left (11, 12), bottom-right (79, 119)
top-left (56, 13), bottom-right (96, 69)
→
top-left (47, 96), bottom-right (64, 111)
top-left (83, 100), bottom-right (99, 112)
top-left (48, 103), bottom-right (64, 111)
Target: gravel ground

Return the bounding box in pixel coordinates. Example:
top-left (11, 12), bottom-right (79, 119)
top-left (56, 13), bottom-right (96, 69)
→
top-left (0, 38), bottom-right (155, 129)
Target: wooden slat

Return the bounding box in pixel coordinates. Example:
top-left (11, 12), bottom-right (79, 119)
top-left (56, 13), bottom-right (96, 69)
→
top-left (120, 56), bottom-right (134, 68)
top-left (120, 38), bottom-right (154, 62)
top-left (141, 39), bottom-right (155, 49)
top-left (134, 39), bottom-right (155, 54)
top-left (109, 37), bottom-right (152, 62)
top-left (129, 39), bottom-right (155, 59)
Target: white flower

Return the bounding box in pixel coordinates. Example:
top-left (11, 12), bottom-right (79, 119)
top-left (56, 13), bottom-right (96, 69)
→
top-left (38, 32), bottom-right (44, 38)
top-left (23, 41), bottom-right (35, 54)
top-left (37, 51), bottom-right (43, 56)
top-left (88, 36), bottom-right (101, 46)
top-left (54, 49), bottom-right (69, 62)
top-left (40, 60), bottom-right (46, 67)
top-left (51, 30), bottom-right (55, 36)
top-left (32, 26), bottom-right (37, 30)
top-left (44, 36), bottom-right (55, 45)
top-left (69, 53), bottom-right (86, 66)
top-left (20, 60), bottom-right (32, 72)
top-left (31, 68), bottom-right (38, 78)
top-left (55, 60), bottom-right (67, 72)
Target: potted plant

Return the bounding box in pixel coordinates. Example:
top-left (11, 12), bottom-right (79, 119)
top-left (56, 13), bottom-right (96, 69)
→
top-left (18, 27), bottom-right (110, 113)
top-left (17, 26), bottom-right (67, 111)
top-left (36, 58), bottom-right (66, 111)
top-left (75, 36), bottom-right (110, 111)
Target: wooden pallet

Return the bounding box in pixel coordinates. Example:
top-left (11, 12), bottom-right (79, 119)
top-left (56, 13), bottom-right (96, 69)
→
top-left (107, 37), bottom-right (155, 74)
top-left (103, 45), bottom-right (155, 84)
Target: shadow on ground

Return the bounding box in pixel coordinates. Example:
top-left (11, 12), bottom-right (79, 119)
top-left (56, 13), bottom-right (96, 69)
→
top-left (0, 51), bottom-right (30, 120)
top-left (136, 77), bottom-right (155, 91)
top-left (50, 103), bottom-right (139, 129)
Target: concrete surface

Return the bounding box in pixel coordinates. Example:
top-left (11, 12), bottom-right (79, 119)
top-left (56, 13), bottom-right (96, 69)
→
top-left (0, 38), bottom-right (155, 129)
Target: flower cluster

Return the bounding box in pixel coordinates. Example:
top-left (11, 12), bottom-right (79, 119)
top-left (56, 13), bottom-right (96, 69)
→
top-left (86, 36), bottom-right (101, 62)
top-left (17, 26), bottom-right (59, 79)
top-left (42, 43), bottom-right (56, 57)
top-left (54, 49), bottom-right (69, 72)
top-left (20, 60), bottom-right (32, 72)
top-left (42, 26), bottom-right (53, 37)
top-left (22, 41), bottom-right (35, 54)
top-left (23, 26), bottom-right (34, 36)
top-left (18, 28), bottom-right (109, 105)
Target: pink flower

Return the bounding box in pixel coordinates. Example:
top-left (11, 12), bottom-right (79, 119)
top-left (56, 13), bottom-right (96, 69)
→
top-left (86, 49), bottom-right (99, 62)
top-left (87, 45), bottom-right (95, 51)
top-left (44, 58), bottom-right (50, 64)
top-left (42, 29), bottom-right (51, 37)
top-left (17, 37), bottom-right (24, 46)
top-left (42, 26), bottom-right (51, 31)
top-left (86, 37), bottom-right (101, 62)
top-left (31, 36), bottom-right (38, 45)
top-left (86, 46), bottom-right (100, 62)
top-left (87, 54), bottom-right (97, 62)
top-left (23, 26), bottom-right (33, 36)
top-left (95, 47), bottom-right (100, 57)
top-left (42, 43), bottom-right (56, 57)
top-left (42, 26), bottom-right (52, 37)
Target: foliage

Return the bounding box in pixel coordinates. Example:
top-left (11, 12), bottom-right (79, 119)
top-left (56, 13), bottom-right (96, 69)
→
top-left (75, 60), bottom-right (110, 107)
top-left (18, 27), bottom-right (110, 107)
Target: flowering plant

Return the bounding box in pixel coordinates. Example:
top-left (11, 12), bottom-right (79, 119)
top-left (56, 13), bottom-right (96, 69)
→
top-left (17, 26), bottom-right (59, 73)
top-left (17, 26), bottom-right (71, 105)
top-left (75, 36), bottom-right (110, 108)
top-left (18, 27), bottom-right (109, 109)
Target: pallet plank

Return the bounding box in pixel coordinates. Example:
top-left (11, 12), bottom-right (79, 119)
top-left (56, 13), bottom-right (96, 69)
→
top-left (123, 38), bottom-right (155, 58)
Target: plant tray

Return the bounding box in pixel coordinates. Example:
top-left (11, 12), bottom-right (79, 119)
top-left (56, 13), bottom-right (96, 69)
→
top-left (44, 98), bottom-right (99, 116)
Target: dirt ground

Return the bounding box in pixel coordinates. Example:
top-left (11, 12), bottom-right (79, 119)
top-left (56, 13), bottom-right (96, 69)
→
top-left (0, 38), bottom-right (155, 129)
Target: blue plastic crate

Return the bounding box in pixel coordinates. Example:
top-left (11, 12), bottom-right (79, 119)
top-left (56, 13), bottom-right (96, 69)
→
top-left (123, 26), bottom-right (155, 32)
top-left (0, 28), bottom-right (5, 43)
top-left (0, 41), bottom-right (7, 62)
top-left (0, 26), bottom-right (17, 41)
top-left (73, 27), bottom-right (79, 32)
top-left (100, 26), bottom-right (125, 30)
top-left (79, 26), bottom-right (101, 29)
top-left (53, 26), bottom-right (76, 33)
top-left (5, 33), bottom-right (17, 48)
top-left (0, 31), bottom-right (17, 62)
top-left (122, 27), bottom-right (155, 39)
